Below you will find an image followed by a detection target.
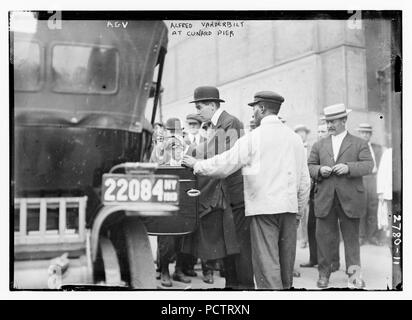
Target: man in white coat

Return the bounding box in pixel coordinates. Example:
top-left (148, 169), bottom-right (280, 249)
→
top-left (183, 91), bottom-right (311, 289)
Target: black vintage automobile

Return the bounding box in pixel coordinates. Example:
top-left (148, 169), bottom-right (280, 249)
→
top-left (12, 14), bottom-right (199, 289)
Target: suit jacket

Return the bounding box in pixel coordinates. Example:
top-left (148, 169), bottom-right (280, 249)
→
top-left (190, 110), bottom-right (245, 210)
top-left (308, 132), bottom-right (374, 218)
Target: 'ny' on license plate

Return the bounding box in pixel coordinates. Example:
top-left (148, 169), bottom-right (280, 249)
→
top-left (102, 174), bottom-right (179, 204)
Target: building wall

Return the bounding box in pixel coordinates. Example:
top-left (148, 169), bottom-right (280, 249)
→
top-left (160, 19), bottom-right (390, 146)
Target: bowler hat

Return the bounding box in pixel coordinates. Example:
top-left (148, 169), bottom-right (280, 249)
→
top-left (186, 113), bottom-right (202, 124)
top-left (190, 86), bottom-right (225, 103)
top-left (357, 123), bottom-right (373, 132)
top-left (323, 103), bottom-right (352, 121)
top-left (248, 91), bottom-right (285, 106)
top-left (294, 124), bottom-right (310, 134)
top-left (165, 118), bottom-right (182, 131)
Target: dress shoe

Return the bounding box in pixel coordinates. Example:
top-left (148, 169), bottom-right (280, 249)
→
top-left (160, 272), bottom-right (173, 287)
top-left (203, 271), bottom-right (214, 284)
top-left (317, 276), bottom-right (329, 288)
top-left (172, 271), bottom-right (191, 284)
top-left (348, 277), bottom-right (366, 289)
top-left (300, 262), bottom-right (317, 268)
top-left (183, 269), bottom-right (198, 277)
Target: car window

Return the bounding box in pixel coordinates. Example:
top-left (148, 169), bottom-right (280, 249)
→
top-left (52, 44), bottom-right (119, 94)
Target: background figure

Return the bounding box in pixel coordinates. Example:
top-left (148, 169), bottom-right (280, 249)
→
top-left (376, 148), bottom-right (392, 242)
top-left (300, 124), bottom-right (340, 271)
top-left (181, 113), bottom-right (215, 283)
top-left (294, 124), bottom-right (311, 249)
top-left (357, 123), bottom-right (383, 246)
top-left (150, 118), bottom-right (191, 287)
top-left (308, 103), bottom-right (373, 289)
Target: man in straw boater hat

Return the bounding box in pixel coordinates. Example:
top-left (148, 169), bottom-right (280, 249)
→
top-left (356, 123), bottom-right (383, 246)
top-left (308, 103), bottom-right (374, 289)
top-left (180, 86), bottom-right (254, 289)
top-left (183, 91), bottom-right (311, 289)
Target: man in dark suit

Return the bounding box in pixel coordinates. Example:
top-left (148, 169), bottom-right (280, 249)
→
top-left (300, 123), bottom-right (340, 272)
top-left (308, 103), bottom-right (373, 289)
top-left (184, 86), bottom-right (254, 289)
top-left (357, 123), bottom-right (383, 246)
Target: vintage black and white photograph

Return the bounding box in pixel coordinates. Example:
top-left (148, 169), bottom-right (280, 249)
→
top-left (9, 10), bottom-right (402, 292)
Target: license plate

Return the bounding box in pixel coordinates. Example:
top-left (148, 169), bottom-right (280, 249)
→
top-left (101, 174), bottom-right (179, 204)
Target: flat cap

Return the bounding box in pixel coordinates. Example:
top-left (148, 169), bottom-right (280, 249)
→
top-left (186, 113), bottom-right (202, 124)
top-left (357, 123), bottom-right (373, 132)
top-left (165, 117), bottom-right (182, 131)
top-left (248, 91), bottom-right (285, 106)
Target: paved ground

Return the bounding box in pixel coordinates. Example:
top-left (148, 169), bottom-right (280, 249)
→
top-left (157, 241), bottom-right (392, 290)
top-left (14, 239), bottom-right (392, 290)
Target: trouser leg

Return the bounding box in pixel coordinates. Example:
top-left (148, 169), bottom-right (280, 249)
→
top-left (158, 236), bottom-right (175, 272)
top-left (299, 204), bottom-right (309, 244)
top-left (232, 206), bottom-right (254, 289)
top-left (316, 201), bottom-right (339, 278)
top-left (222, 255), bottom-right (237, 288)
top-left (278, 213), bottom-right (298, 289)
top-left (250, 215), bottom-right (282, 289)
top-left (335, 198), bottom-right (361, 275)
top-left (307, 197), bottom-right (318, 264)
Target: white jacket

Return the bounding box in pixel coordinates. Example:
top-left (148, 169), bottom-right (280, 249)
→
top-left (194, 115), bottom-right (311, 217)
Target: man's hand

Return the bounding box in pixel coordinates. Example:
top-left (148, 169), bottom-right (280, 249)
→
top-left (320, 166), bottom-right (333, 178)
top-left (182, 155), bottom-right (198, 169)
top-left (332, 163), bottom-right (349, 176)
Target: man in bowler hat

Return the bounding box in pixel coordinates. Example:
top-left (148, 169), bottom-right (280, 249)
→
top-left (184, 91), bottom-right (311, 289)
top-left (308, 104), bottom-right (373, 289)
top-left (182, 86), bottom-right (254, 289)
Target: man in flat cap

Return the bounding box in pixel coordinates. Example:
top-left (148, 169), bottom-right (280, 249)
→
top-left (150, 118), bottom-right (192, 287)
top-left (182, 85), bottom-right (254, 289)
top-left (183, 91), bottom-right (311, 289)
top-left (357, 123), bottom-right (383, 246)
top-left (185, 114), bottom-right (205, 147)
top-left (308, 104), bottom-right (374, 289)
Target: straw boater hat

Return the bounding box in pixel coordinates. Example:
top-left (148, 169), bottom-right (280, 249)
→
top-left (294, 124), bottom-right (310, 134)
top-left (323, 103), bottom-right (352, 121)
top-left (357, 123), bottom-right (373, 132)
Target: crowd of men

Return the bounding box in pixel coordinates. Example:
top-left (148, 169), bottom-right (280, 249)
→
top-left (149, 86), bottom-right (391, 290)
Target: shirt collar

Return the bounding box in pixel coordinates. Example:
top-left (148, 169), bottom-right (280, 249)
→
top-left (188, 132), bottom-right (199, 142)
top-left (211, 108), bottom-right (224, 126)
top-left (331, 130), bottom-right (347, 140)
top-left (260, 114), bottom-right (280, 124)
